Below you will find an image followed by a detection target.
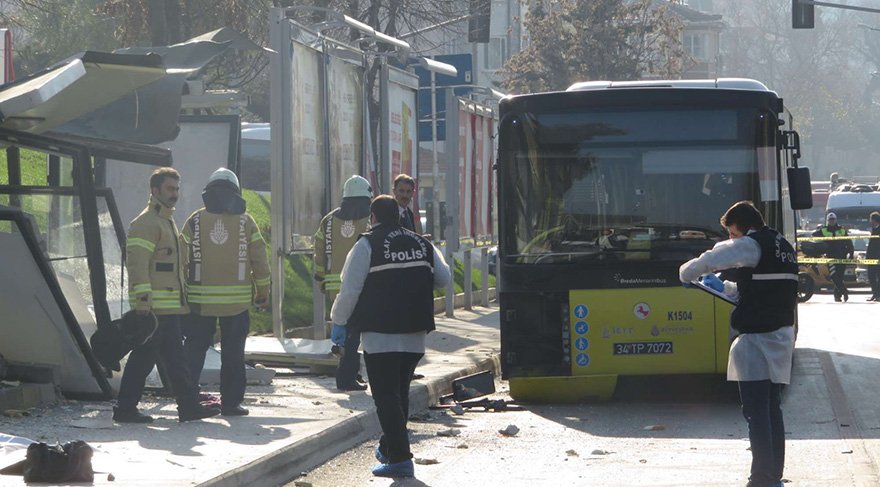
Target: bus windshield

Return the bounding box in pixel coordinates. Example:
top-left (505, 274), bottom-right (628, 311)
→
top-left (503, 107), bottom-right (771, 263)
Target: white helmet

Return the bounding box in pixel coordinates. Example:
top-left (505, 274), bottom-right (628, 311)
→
top-left (342, 175), bottom-right (372, 198)
top-left (206, 168), bottom-right (240, 190)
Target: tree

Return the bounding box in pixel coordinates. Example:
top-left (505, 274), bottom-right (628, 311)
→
top-left (716, 0), bottom-right (874, 177)
top-left (501, 0), bottom-right (686, 94)
top-left (1, 0), bottom-right (121, 76)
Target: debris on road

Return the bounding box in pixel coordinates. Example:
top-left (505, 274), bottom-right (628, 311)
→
top-left (566, 449), bottom-right (579, 457)
top-left (643, 424), bottom-right (666, 431)
top-left (591, 449), bottom-right (611, 455)
top-left (2, 409), bottom-right (30, 418)
top-left (456, 443), bottom-right (469, 449)
top-left (437, 428), bottom-right (461, 437)
top-left (415, 457), bottom-right (439, 465)
top-left (451, 404), bottom-right (465, 415)
top-left (499, 424), bottom-right (520, 437)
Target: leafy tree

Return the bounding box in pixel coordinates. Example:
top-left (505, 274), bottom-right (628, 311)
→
top-left (501, 0), bottom-right (686, 93)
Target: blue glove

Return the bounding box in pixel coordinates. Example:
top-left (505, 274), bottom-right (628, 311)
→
top-left (700, 273), bottom-right (724, 292)
top-left (331, 324), bottom-right (347, 346)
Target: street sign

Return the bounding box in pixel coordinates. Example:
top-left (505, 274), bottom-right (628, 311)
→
top-left (415, 54), bottom-right (473, 142)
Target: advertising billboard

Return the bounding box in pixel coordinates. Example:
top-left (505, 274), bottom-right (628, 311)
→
top-left (327, 56), bottom-right (364, 206)
top-left (291, 41), bottom-right (325, 249)
top-left (385, 67), bottom-right (419, 183)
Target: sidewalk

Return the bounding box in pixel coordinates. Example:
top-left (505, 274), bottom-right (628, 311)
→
top-left (0, 307), bottom-right (500, 487)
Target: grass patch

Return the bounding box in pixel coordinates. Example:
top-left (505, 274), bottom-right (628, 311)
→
top-left (0, 148), bottom-right (49, 185)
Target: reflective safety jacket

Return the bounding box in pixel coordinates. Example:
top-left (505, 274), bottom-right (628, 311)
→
top-left (126, 196), bottom-right (188, 315)
top-left (313, 209), bottom-right (371, 297)
top-left (813, 225), bottom-right (853, 259)
top-left (181, 209), bottom-right (270, 317)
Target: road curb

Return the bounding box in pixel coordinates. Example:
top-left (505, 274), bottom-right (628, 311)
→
top-left (199, 354), bottom-right (501, 487)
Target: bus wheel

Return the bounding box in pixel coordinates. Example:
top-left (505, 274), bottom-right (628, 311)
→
top-left (797, 273), bottom-right (814, 303)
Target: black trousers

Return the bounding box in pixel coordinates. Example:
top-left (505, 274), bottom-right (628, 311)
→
top-left (868, 265), bottom-right (880, 298)
top-left (117, 314), bottom-right (199, 412)
top-left (336, 327), bottom-right (362, 388)
top-left (829, 263), bottom-right (848, 299)
top-left (364, 351), bottom-right (423, 464)
top-left (739, 380), bottom-right (785, 487)
top-left (182, 311), bottom-right (250, 407)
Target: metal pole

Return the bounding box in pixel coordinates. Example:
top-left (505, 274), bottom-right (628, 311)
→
top-left (481, 246), bottom-right (490, 307)
top-left (463, 248), bottom-right (472, 310)
top-left (379, 57), bottom-right (391, 192)
top-left (269, 8), bottom-right (292, 340)
top-left (430, 69), bottom-right (440, 242)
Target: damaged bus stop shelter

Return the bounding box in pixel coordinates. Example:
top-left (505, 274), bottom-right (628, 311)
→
top-left (0, 46), bottom-right (277, 406)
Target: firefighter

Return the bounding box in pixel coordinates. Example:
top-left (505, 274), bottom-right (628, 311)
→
top-left (315, 175), bottom-right (373, 391)
top-left (115, 167), bottom-right (221, 423)
top-left (180, 168), bottom-right (270, 416)
top-left (813, 212), bottom-right (854, 302)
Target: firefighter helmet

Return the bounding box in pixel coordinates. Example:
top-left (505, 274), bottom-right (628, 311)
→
top-left (343, 175), bottom-right (372, 198)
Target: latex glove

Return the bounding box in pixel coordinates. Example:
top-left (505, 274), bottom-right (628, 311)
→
top-left (700, 273), bottom-right (724, 292)
top-left (331, 324), bottom-right (347, 346)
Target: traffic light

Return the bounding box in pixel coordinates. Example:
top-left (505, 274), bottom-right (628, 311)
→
top-left (792, 0), bottom-right (815, 29)
top-left (469, 0), bottom-right (491, 43)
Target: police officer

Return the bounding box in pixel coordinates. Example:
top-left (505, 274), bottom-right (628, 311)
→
top-left (331, 195), bottom-right (450, 479)
top-left (115, 168), bottom-right (220, 423)
top-left (314, 175), bottom-right (372, 391)
top-left (680, 201), bottom-right (797, 487)
top-left (867, 211), bottom-right (880, 301)
top-left (180, 168), bottom-right (271, 416)
top-left (813, 212), bottom-right (854, 302)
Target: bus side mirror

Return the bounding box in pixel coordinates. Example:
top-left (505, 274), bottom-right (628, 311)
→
top-left (788, 166), bottom-right (813, 210)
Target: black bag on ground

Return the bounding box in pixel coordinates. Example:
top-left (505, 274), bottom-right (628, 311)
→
top-left (22, 441), bottom-right (94, 483)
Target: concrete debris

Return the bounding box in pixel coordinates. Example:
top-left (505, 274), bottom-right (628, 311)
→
top-left (451, 404), bottom-right (465, 415)
top-left (415, 457), bottom-right (439, 465)
top-left (293, 482), bottom-right (313, 487)
top-left (639, 459), bottom-right (647, 464)
top-left (107, 473), bottom-right (116, 481)
top-left (456, 444), bottom-right (469, 449)
top-left (499, 424), bottom-right (519, 437)
top-left (842, 450), bottom-right (854, 454)
top-left (3, 409), bottom-right (30, 418)
top-left (409, 411), bottom-right (434, 422)
top-left (71, 417), bottom-right (115, 429)
top-left (312, 401), bottom-right (322, 406)
top-left (437, 428), bottom-right (461, 437)
top-left (591, 450), bottom-right (611, 455)
top-left (643, 424), bottom-right (666, 431)
top-left (566, 449), bottom-right (579, 457)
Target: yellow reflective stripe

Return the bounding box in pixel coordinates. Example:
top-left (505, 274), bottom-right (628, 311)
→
top-left (126, 238), bottom-right (156, 252)
top-left (131, 283), bottom-right (152, 294)
top-left (324, 274), bottom-right (341, 282)
top-left (187, 285), bottom-right (252, 293)
top-left (188, 296), bottom-right (253, 304)
top-left (254, 277), bottom-right (271, 286)
top-left (250, 232), bottom-right (264, 244)
top-left (181, 233), bottom-right (191, 244)
top-left (325, 283), bottom-right (341, 291)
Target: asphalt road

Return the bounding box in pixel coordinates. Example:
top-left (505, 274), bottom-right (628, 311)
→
top-left (289, 290), bottom-right (880, 487)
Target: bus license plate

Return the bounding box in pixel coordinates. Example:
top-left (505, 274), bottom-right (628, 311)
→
top-left (613, 341), bottom-right (673, 355)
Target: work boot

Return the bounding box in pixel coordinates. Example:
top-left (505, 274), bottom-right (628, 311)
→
top-left (337, 382), bottom-right (368, 392)
top-left (843, 292), bottom-right (849, 302)
top-left (178, 404), bottom-right (221, 423)
top-left (221, 404), bottom-right (249, 416)
top-left (371, 459), bottom-right (414, 478)
top-left (112, 407), bottom-right (154, 424)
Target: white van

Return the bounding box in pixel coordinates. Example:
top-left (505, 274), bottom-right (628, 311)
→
top-left (826, 183), bottom-right (880, 231)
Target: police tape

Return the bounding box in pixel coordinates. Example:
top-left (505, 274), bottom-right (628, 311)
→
top-left (798, 235), bottom-right (880, 242)
top-left (799, 257), bottom-right (880, 265)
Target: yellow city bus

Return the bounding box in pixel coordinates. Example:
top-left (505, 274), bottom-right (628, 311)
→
top-left (496, 79), bottom-right (810, 401)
